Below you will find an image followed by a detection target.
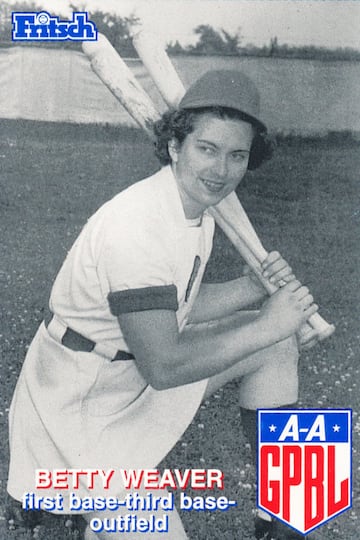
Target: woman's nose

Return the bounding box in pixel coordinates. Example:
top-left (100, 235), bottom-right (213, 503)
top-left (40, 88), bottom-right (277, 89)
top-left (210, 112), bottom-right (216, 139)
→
top-left (214, 155), bottom-right (228, 178)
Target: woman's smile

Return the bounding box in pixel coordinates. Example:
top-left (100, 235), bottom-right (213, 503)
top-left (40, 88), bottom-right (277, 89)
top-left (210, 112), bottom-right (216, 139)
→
top-left (199, 176), bottom-right (226, 193)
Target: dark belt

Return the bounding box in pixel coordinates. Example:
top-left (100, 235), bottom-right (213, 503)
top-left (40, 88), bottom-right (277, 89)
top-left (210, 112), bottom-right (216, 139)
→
top-left (45, 313), bottom-right (134, 361)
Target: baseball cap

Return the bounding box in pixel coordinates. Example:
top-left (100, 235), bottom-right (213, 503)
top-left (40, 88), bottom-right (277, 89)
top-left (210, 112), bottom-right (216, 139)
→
top-left (179, 70), bottom-right (267, 132)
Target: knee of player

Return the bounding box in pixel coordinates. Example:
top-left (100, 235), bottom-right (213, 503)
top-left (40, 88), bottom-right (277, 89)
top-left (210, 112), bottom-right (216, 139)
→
top-left (274, 335), bottom-right (299, 364)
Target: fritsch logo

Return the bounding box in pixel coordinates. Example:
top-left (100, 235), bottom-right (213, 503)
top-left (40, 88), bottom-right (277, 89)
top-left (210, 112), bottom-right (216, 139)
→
top-left (12, 11), bottom-right (98, 41)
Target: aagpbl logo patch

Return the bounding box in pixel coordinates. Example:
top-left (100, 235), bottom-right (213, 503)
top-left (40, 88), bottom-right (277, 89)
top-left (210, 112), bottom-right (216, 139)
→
top-left (12, 11), bottom-right (98, 41)
top-left (257, 409), bottom-right (352, 536)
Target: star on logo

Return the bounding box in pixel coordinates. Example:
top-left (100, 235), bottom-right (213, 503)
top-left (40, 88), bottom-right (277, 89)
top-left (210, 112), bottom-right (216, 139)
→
top-left (333, 424), bottom-right (341, 432)
top-left (269, 424), bottom-right (277, 432)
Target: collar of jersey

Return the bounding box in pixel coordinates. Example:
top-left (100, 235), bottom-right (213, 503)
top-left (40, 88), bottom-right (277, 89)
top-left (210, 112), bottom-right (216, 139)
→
top-left (157, 165), bottom-right (212, 229)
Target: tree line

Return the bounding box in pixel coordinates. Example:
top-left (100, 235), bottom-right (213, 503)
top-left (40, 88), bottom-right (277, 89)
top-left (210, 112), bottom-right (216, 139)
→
top-left (167, 26), bottom-right (360, 62)
top-left (1, 2), bottom-right (359, 62)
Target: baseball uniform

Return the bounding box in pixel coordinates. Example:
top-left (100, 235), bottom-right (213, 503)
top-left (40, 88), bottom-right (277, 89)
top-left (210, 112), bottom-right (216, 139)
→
top-left (7, 164), bottom-right (299, 512)
top-left (7, 165), bottom-right (215, 508)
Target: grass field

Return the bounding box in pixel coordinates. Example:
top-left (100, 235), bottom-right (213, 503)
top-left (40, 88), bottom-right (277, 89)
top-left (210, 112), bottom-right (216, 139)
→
top-left (0, 120), bottom-right (359, 539)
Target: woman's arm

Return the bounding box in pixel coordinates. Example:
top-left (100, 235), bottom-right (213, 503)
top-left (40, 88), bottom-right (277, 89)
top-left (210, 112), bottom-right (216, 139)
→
top-left (187, 275), bottom-right (264, 324)
top-left (188, 250), bottom-right (297, 324)
top-left (118, 279), bottom-right (317, 390)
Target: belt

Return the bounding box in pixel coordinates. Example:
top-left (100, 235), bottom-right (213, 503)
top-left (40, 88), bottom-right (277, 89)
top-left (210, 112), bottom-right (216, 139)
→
top-left (45, 313), bottom-right (134, 362)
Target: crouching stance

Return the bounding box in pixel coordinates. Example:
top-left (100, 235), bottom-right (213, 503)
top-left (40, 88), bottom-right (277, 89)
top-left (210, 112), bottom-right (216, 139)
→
top-left (8, 71), bottom-right (317, 539)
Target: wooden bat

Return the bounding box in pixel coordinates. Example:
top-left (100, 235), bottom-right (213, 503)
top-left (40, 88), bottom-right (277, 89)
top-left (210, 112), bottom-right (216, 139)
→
top-left (132, 31), bottom-right (186, 108)
top-left (210, 193), bottom-right (335, 340)
top-left (82, 32), bottom-right (334, 341)
top-left (82, 34), bottom-right (160, 135)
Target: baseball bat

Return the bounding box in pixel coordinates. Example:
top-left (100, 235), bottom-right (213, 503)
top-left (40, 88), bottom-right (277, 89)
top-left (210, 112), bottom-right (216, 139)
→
top-left (82, 33), bottom-right (334, 341)
top-left (210, 193), bottom-right (335, 340)
top-left (132, 31), bottom-right (334, 341)
top-left (82, 34), bottom-right (160, 136)
top-left (132, 31), bottom-right (186, 107)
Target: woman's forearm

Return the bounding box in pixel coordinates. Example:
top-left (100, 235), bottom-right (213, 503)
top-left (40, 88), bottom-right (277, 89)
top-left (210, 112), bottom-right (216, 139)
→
top-left (119, 308), bottom-right (275, 391)
top-left (188, 276), bottom-right (266, 324)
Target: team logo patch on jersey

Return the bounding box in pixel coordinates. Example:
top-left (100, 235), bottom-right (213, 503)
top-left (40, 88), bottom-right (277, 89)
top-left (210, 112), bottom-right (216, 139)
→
top-left (185, 256), bottom-right (201, 302)
top-left (257, 409), bottom-right (352, 536)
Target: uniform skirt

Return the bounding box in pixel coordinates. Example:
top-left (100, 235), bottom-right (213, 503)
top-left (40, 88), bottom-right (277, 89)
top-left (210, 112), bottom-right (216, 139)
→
top-left (7, 323), bottom-right (207, 511)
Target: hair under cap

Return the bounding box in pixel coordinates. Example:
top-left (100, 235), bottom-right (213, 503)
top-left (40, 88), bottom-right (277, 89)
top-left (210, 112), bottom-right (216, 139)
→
top-left (179, 69), bottom-right (267, 132)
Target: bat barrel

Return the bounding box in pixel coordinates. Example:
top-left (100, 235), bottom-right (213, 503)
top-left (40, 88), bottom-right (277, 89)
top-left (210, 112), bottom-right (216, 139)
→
top-left (132, 30), bottom-right (186, 108)
top-left (82, 33), bottom-right (161, 136)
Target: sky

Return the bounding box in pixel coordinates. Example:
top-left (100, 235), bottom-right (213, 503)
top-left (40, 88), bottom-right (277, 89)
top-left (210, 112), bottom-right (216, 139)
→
top-left (7, 0), bottom-right (360, 50)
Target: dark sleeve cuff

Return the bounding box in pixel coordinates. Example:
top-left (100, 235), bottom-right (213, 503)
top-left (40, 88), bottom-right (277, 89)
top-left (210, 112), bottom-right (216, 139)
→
top-left (108, 285), bottom-right (178, 316)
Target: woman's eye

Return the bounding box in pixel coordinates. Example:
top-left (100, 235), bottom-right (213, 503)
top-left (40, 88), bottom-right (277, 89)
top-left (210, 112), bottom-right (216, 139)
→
top-left (232, 152), bottom-right (248, 162)
top-left (199, 145), bottom-right (215, 155)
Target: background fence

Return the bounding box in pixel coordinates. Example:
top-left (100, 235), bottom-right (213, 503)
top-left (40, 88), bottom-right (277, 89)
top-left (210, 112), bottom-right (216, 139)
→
top-left (0, 46), bottom-right (359, 135)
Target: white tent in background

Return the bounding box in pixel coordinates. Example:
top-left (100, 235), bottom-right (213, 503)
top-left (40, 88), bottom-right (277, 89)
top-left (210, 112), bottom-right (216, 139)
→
top-left (0, 46), bottom-right (164, 125)
top-left (0, 46), bottom-right (359, 136)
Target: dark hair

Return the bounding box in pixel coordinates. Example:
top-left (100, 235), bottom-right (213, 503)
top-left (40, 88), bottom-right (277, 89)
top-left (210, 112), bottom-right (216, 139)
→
top-left (153, 106), bottom-right (274, 170)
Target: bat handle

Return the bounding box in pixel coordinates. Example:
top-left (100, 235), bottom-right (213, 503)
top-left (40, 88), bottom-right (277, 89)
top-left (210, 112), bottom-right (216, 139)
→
top-left (210, 206), bottom-right (335, 341)
top-left (258, 261), bottom-right (335, 341)
top-left (248, 247), bottom-right (335, 341)
top-left (253, 246), bottom-right (335, 340)
top-left (303, 314), bottom-right (335, 341)
top-left (247, 243), bottom-right (335, 340)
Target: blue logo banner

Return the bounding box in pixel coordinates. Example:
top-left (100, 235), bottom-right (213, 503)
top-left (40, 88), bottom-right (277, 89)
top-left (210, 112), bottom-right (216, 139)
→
top-left (12, 12), bottom-right (98, 41)
top-left (259, 410), bottom-right (350, 443)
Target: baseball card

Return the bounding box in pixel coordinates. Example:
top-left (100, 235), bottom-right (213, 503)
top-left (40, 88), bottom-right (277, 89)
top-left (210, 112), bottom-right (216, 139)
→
top-left (0, 1), bottom-right (359, 539)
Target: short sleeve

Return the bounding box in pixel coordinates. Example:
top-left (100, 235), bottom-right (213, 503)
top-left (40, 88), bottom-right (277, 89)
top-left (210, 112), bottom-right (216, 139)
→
top-left (100, 210), bottom-right (178, 316)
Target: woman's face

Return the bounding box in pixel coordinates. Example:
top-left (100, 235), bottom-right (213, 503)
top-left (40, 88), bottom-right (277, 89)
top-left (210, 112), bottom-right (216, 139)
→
top-left (169, 113), bottom-right (254, 219)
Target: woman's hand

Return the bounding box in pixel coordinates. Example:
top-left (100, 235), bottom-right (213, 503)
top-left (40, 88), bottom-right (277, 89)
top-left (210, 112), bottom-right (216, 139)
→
top-left (242, 250), bottom-right (296, 297)
top-left (246, 252), bottom-right (321, 348)
top-left (261, 252), bottom-right (321, 348)
top-left (257, 280), bottom-right (319, 342)
top-left (261, 251), bottom-right (296, 287)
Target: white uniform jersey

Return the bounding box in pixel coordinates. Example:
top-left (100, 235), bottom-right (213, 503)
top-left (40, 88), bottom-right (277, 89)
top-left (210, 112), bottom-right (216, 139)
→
top-left (50, 164), bottom-right (214, 345)
top-left (7, 166), bottom-right (215, 507)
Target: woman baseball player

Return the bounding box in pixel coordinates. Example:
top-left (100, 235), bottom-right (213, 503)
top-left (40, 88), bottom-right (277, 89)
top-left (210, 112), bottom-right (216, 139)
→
top-left (7, 70), bottom-right (317, 539)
